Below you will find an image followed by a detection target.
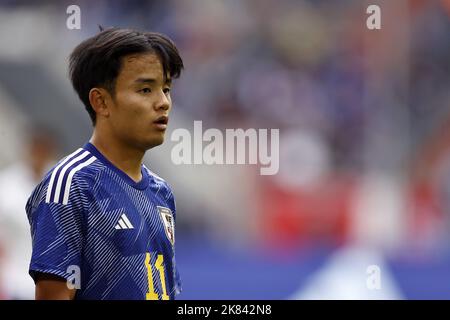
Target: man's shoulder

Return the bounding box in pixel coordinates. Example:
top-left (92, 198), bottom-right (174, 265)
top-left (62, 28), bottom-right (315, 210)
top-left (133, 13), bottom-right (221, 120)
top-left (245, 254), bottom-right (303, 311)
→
top-left (28, 147), bottom-right (102, 208)
top-left (144, 166), bottom-right (175, 207)
top-left (144, 166), bottom-right (171, 187)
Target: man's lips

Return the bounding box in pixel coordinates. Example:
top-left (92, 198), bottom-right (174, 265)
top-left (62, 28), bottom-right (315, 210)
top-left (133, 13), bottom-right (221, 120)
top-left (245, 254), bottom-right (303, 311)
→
top-left (153, 115), bottom-right (169, 130)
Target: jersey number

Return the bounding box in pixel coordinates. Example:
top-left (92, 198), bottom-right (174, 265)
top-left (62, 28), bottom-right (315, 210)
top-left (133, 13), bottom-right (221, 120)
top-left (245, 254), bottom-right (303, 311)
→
top-left (145, 253), bottom-right (169, 300)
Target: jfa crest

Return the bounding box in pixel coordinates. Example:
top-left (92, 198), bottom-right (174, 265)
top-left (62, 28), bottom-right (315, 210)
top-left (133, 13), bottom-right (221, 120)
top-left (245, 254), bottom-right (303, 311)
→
top-left (157, 206), bottom-right (175, 245)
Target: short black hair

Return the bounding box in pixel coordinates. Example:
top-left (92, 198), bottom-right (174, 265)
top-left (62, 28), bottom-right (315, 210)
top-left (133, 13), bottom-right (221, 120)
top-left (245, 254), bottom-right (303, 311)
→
top-left (69, 27), bottom-right (184, 125)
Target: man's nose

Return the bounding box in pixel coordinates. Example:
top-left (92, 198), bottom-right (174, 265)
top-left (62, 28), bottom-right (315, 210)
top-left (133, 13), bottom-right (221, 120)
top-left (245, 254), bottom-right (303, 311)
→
top-left (154, 90), bottom-right (170, 111)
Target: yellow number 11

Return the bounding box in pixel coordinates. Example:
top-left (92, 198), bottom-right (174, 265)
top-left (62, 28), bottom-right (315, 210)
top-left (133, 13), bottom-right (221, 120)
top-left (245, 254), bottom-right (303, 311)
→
top-left (145, 253), bottom-right (169, 300)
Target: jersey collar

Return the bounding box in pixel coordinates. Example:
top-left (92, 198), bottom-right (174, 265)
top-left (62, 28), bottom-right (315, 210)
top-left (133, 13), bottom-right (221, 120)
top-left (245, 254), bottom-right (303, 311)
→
top-left (83, 142), bottom-right (149, 190)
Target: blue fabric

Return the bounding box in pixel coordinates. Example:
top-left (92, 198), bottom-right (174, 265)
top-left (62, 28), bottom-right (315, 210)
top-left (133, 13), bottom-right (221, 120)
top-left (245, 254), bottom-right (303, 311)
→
top-left (26, 142), bottom-right (180, 300)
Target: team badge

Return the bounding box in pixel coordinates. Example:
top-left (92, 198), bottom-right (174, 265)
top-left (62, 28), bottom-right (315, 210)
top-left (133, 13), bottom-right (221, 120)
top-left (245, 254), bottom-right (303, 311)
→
top-left (157, 206), bottom-right (175, 245)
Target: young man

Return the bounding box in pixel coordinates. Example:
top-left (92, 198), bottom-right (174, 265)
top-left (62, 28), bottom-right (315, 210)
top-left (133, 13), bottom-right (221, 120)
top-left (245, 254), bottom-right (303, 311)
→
top-left (25, 28), bottom-right (184, 300)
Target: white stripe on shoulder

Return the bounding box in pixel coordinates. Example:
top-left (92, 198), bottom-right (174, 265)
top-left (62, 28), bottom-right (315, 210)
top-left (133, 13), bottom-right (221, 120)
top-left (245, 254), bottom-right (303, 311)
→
top-left (62, 156), bottom-right (97, 205)
top-left (45, 148), bottom-right (83, 203)
top-left (53, 151), bottom-right (91, 203)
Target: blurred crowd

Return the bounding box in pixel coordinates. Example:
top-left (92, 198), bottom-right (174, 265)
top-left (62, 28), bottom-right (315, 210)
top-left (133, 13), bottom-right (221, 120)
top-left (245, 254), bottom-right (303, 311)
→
top-left (0, 0), bottom-right (450, 299)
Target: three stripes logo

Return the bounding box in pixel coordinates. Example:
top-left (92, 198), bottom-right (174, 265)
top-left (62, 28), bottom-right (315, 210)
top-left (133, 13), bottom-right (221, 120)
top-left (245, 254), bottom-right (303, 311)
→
top-left (45, 148), bottom-right (96, 205)
top-left (115, 213), bottom-right (134, 230)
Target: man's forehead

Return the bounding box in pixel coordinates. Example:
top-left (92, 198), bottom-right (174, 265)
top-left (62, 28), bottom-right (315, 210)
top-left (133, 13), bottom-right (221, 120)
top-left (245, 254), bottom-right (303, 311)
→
top-left (124, 52), bottom-right (160, 65)
top-left (120, 53), bottom-right (164, 78)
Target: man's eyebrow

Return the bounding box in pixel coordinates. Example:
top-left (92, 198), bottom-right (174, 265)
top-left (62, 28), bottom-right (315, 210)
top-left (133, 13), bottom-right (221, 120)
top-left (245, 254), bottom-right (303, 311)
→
top-left (134, 78), bottom-right (157, 84)
top-left (134, 78), bottom-right (172, 86)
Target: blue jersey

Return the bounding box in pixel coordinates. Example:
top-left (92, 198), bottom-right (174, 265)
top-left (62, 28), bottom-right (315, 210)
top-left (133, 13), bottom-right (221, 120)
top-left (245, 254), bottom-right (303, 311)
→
top-left (26, 142), bottom-right (181, 300)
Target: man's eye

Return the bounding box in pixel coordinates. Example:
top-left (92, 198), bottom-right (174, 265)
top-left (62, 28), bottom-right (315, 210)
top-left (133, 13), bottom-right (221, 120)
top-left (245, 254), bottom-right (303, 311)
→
top-left (140, 88), bottom-right (151, 93)
top-left (163, 88), bottom-right (171, 94)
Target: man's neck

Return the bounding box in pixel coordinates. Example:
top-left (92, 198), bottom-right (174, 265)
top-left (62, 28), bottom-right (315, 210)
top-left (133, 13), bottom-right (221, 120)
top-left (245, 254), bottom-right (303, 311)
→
top-left (90, 132), bottom-right (145, 183)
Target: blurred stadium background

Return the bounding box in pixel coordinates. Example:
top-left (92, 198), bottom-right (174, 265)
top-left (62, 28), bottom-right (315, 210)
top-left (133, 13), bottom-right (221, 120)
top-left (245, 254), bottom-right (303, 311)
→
top-left (0, 0), bottom-right (450, 299)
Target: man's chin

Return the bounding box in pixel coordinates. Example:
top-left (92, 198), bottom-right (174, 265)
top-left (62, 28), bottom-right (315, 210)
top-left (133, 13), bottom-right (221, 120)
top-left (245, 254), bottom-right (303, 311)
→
top-left (144, 136), bottom-right (165, 150)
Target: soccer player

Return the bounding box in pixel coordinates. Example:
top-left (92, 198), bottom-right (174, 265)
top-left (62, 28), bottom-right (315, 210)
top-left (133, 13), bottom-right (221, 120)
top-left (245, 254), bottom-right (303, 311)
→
top-left (25, 28), bottom-right (184, 300)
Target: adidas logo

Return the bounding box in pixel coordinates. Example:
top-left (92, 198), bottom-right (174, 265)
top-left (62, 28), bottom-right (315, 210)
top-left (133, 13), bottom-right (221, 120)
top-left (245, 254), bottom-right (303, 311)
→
top-left (115, 213), bottom-right (134, 230)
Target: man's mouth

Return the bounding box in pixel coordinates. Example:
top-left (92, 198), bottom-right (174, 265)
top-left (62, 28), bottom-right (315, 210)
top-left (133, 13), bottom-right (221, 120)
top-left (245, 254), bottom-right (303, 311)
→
top-left (153, 115), bottom-right (169, 130)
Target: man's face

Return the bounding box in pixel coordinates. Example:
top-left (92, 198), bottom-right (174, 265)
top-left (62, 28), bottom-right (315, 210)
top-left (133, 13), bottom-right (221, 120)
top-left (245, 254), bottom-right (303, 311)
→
top-left (108, 52), bottom-right (172, 151)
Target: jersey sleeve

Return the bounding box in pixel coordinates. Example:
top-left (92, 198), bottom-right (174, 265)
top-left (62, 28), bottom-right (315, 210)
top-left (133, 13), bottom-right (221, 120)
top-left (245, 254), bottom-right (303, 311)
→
top-left (26, 177), bottom-right (88, 283)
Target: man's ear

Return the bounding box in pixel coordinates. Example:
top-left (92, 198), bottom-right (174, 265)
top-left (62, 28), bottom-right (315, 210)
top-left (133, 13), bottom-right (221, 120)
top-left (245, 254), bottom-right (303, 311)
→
top-left (89, 88), bottom-right (111, 118)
